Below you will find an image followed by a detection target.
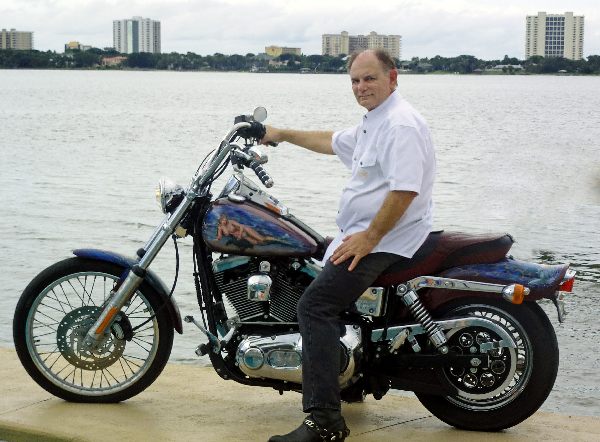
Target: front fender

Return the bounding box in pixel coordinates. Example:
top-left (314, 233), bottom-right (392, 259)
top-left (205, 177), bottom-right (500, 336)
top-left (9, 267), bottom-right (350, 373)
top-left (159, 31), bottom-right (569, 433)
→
top-left (73, 248), bottom-right (183, 334)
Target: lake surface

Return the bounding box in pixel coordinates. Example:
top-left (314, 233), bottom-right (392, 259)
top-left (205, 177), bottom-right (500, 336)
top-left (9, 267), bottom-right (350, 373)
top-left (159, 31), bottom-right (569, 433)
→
top-left (0, 70), bottom-right (598, 416)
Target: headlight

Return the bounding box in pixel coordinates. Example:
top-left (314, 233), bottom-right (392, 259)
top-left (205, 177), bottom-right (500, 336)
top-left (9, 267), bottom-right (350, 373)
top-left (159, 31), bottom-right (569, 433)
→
top-left (155, 177), bottom-right (185, 214)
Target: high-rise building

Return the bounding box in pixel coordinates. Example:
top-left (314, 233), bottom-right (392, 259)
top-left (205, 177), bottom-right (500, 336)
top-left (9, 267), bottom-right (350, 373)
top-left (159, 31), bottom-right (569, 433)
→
top-left (1, 29), bottom-right (34, 50)
top-left (113, 16), bottom-right (161, 54)
top-left (322, 31), bottom-right (401, 59)
top-left (525, 12), bottom-right (584, 60)
top-left (65, 41), bottom-right (92, 52)
top-left (265, 46), bottom-right (302, 57)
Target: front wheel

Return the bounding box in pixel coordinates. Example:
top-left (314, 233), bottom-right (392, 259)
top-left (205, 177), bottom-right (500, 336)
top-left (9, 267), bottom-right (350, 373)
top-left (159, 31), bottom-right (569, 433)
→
top-left (415, 298), bottom-right (558, 431)
top-left (13, 257), bottom-right (174, 402)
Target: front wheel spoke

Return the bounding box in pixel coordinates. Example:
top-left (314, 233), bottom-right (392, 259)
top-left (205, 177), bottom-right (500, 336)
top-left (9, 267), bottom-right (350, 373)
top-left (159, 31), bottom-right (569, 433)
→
top-left (87, 275), bottom-right (98, 305)
top-left (100, 369), bottom-right (113, 387)
top-left (118, 358), bottom-right (130, 378)
top-left (103, 366), bottom-right (120, 384)
top-left (33, 330), bottom-right (58, 339)
top-left (121, 355), bottom-right (144, 369)
top-left (78, 276), bottom-right (93, 305)
top-left (45, 292), bottom-right (69, 313)
top-left (41, 346), bottom-right (60, 364)
top-left (67, 280), bottom-right (86, 306)
top-left (58, 284), bottom-right (75, 310)
top-left (126, 298), bottom-right (148, 316)
top-left (131, 338), bottom-right (152, 353)
top-left (35, 310), bottom-right (61, 325)
top-left (37, 349), bottom-right (61, 356)
top-left (53, 360), bottom-right (72, 377)
top-left (58, 365), bottom-right (76, 383)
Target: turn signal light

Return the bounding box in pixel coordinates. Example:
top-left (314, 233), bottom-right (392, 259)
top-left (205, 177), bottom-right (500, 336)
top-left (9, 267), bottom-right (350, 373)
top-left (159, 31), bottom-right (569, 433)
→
top-left (502, 284), bottom-right (527, 304)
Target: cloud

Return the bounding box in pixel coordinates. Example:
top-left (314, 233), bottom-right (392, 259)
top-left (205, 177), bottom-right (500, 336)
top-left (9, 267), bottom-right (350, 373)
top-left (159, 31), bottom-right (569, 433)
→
top-left (1, 0), bottom-right (598, 58)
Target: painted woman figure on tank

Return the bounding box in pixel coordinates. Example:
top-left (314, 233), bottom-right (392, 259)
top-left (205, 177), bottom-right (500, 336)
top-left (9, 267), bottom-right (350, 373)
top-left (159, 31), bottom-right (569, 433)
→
top-left (217, 213), bottom-right (275, 246)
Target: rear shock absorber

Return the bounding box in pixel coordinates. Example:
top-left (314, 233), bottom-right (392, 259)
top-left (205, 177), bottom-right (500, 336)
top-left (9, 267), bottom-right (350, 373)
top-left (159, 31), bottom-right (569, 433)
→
top-left (397, 285), bottom-right (449, 354)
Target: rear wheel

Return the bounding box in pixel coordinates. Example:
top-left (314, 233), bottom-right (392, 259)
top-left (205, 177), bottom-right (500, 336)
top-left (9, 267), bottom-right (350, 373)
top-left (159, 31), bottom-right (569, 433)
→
top-left (13, 257), bottom-right (174, 402)
top-left (415, 298), bottom-right (558, 431)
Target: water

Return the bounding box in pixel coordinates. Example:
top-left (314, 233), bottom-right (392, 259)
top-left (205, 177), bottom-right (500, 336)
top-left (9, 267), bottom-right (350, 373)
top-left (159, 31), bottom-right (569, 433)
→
top-left (1, 70), bottom-right (599, 416)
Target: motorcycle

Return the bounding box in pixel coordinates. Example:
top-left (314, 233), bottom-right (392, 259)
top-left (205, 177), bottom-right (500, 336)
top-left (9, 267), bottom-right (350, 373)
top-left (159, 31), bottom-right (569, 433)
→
top-left (13, 108), bottom-right (576, 432)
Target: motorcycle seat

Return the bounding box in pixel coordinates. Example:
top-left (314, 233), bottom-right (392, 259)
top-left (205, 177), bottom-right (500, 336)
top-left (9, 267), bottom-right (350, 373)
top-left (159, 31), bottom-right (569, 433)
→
top-left (373, 231), bottom-right (514, 286)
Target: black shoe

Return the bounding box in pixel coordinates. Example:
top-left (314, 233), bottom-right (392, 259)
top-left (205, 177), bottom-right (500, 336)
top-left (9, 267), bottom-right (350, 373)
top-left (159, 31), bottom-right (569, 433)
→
top-left (268, 416), bottom-right (350, 442)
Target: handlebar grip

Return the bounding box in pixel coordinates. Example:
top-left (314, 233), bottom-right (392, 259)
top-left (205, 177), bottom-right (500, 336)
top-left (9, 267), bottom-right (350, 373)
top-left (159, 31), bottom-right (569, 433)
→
top-left (238, 121), bottom-right (266, 140)
top-left (249, 160), bottom-right (274, 188)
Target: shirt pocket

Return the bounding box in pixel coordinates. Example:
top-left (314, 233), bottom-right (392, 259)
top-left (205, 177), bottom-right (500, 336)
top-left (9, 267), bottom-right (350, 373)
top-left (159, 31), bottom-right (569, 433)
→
top-left (353, 149), bottom-right (378, 181)
top-left (357, 149), bottom-right (377, 168)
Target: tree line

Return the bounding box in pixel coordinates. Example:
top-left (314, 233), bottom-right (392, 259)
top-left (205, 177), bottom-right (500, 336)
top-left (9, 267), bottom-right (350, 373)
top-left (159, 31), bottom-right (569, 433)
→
top-left (1, 48), bottom-right (600, 74)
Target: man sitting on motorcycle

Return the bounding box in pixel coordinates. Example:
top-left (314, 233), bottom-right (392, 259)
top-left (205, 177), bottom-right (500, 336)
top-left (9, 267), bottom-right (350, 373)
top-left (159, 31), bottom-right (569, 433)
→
top-left (262, 49), bottom-right (436, 442)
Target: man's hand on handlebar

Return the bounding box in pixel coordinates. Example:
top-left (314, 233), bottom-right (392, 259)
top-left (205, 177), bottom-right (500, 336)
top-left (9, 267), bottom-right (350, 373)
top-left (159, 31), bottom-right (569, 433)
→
top-left (260, 125), bottom-right (280, 147)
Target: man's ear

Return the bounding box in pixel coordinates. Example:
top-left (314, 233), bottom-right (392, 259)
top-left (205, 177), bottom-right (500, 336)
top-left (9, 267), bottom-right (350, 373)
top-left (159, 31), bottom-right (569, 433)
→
top-left (389, 68), bottom-right (398, 88)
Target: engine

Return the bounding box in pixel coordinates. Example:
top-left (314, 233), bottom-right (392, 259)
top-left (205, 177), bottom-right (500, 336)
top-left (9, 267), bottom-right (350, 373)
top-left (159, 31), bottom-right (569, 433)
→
top-left (212, 255), bottom-right (318, 323)
top-left (236, 326), bottom-right (362, 387)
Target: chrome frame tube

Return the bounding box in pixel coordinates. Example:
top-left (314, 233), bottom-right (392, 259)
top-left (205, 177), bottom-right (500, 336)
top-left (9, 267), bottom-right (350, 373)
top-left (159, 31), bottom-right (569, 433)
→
top-left (403, 276), bottom-right (528, 295)
top-left (371, 317), bottom-right (516, 349)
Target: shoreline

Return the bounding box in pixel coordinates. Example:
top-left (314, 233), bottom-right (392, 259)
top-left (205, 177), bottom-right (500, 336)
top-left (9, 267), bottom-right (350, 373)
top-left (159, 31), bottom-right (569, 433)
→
top-left (1, 67), bottom-right (599, 76)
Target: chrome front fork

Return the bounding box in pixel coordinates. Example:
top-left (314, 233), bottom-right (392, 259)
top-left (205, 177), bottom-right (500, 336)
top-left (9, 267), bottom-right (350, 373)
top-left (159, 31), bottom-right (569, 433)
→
top-left (81, 194), bottom-right (195, 350)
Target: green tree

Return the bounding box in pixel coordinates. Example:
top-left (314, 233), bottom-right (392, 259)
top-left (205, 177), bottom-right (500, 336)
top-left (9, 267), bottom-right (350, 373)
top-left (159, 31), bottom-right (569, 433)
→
top-left (127, 52), bottom-right (157, 68)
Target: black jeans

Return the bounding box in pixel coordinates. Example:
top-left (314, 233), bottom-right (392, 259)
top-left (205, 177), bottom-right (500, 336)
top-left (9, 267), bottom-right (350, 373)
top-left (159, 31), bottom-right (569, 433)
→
top-left (297, 252), bottom-right (407, 412)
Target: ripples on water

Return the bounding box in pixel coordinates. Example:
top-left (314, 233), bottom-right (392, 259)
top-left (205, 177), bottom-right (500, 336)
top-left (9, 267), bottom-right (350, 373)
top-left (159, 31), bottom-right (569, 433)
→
top-left (0, 71), bottom-right (598, 415)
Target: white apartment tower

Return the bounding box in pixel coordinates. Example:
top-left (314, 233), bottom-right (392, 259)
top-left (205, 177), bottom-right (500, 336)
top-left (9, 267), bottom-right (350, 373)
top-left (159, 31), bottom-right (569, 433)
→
top-left (113, 16), bottom-right (161, 54)
top-left (1, 29), bottom-right (34, 50)
top-left (525, 12), bottom-right (584, 60)
top-left (322, 31), bottom-right (401, 59)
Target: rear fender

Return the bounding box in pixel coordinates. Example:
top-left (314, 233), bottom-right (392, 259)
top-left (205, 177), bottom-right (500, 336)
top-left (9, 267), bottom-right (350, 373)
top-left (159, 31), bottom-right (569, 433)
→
top-left (420, 257), bottom-right (569, 311)
top-left (73, 249), bottom-right (183, 334)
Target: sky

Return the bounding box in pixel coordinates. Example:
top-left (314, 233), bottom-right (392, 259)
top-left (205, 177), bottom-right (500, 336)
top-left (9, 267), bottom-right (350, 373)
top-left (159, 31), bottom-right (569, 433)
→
top-left (1, 0), bottom-right (599, 60)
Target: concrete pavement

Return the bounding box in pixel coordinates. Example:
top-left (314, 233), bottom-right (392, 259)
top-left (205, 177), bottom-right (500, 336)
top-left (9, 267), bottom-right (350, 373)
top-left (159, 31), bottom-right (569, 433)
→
top-left (1, 347), bottom-right (599, 441)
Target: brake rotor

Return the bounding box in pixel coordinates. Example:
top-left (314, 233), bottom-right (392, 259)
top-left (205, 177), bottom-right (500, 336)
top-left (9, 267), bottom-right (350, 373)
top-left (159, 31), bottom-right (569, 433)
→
top-left (56, 306), bottom-right (125, 370)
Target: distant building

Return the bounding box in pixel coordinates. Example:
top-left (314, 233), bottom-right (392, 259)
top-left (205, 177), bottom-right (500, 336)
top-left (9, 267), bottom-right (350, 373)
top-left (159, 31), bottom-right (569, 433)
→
top-left (1, 28), bottom-right (33, 50)
top-left (525, 12), bottom-right (584, 60)
top-left (322, 31), bottom-right (401, 59)
top-left (102, 56), bottom-right (127, 67)
top-left (113, 16), bottom-right (161, 54)
top-left (65, 41), bottom-right (92, 52)
top-left (265, 46), bottom-right (301, 57)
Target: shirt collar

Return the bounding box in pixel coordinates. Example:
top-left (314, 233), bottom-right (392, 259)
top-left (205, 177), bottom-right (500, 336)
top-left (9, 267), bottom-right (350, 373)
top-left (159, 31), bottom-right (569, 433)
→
top-left (363, 89), bottom-right (401, 122)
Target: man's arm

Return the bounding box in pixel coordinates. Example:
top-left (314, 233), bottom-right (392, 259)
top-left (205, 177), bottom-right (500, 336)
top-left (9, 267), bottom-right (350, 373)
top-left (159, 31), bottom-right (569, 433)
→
top-left (330, 190), bottom-right (417, 271)
top-left (261, 126), bottom-right (335, 155)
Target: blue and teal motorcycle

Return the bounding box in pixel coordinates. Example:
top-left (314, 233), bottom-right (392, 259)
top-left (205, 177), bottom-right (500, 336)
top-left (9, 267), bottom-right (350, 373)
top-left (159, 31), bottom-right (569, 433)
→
top-left (13, 108), bottom-right (575, 431)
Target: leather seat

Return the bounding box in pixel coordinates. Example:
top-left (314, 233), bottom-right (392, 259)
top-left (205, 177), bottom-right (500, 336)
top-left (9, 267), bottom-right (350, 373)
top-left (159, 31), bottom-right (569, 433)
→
top-left (373, 231), bottom-right (514, 286)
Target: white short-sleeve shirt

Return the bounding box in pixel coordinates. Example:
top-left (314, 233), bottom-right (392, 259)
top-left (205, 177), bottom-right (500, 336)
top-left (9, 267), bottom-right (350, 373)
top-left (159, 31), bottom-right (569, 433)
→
top-left (324, 90), bottom-right (436, 261)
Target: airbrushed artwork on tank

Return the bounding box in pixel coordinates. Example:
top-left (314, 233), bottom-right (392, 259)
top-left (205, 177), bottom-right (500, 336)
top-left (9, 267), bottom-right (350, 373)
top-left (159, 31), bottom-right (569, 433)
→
top-left (203, 199), bottom-right (318, 257)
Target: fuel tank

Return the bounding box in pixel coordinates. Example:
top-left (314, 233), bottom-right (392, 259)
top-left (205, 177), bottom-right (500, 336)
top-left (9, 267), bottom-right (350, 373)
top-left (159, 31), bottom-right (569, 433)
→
top-left (202, 198), bottom-right (318, 257)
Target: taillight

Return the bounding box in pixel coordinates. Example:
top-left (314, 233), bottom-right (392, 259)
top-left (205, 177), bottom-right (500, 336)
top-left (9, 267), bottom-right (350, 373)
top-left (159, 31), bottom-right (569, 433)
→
top-left (559, 278), bottom-right (574, 292)
top-left (559, 269), bottom-right (576, 292)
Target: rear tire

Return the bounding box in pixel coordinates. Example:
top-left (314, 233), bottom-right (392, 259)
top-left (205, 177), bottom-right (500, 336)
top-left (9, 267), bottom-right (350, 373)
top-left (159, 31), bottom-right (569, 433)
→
top-left (13, 257), bottom-right (174, 403)
top-left (415, 298), bottom-right (558, 431)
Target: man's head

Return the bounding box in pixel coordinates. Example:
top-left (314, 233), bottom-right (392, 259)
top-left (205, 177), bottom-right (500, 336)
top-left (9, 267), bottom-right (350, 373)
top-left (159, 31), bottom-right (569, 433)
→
top-left (348, 49), bottom-right (398, 111)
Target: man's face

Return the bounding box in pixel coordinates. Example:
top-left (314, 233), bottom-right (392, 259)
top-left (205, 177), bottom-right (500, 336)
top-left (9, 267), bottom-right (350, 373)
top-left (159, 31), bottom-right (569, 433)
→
top-left (350, 52), bottom-right (397, 111)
